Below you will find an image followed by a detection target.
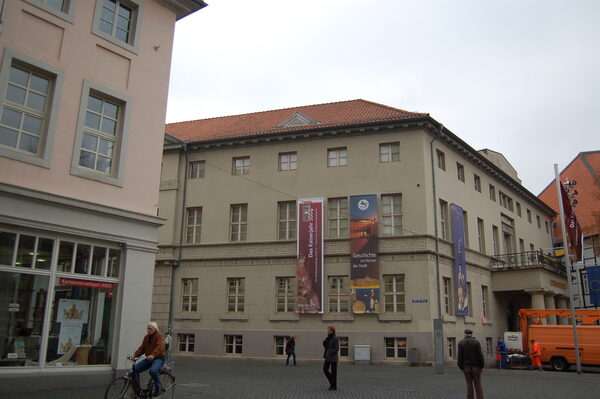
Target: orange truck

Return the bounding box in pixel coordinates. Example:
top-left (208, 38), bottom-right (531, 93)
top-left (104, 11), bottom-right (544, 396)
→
top-left (519, 309), bottom-right (600, 371)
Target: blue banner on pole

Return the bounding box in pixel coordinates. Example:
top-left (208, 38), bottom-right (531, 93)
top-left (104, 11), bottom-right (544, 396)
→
top-left (586, 266), bottom-right (600, 305)
top-left (451, 204), bottom-right (468, 316)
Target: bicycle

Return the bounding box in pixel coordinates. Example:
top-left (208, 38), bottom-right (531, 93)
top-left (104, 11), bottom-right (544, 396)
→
top-left (104, 356), bottom-right (175, 399)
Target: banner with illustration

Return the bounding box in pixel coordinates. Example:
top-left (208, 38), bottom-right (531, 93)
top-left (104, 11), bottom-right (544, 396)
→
top-left (451, 204), bottom-right (469, 316)
top-left (296, 198), bottom-right (324, 314)
top-left (350, 194), bottom-right (380, 313)
top-left (57, 299), bottom-right (89, 354)
top-left (586, 266), bottom-right (600, 305)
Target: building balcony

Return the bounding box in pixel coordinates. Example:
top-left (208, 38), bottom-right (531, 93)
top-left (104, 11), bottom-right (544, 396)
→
top-left (490, 250), bottom-right (566, 276)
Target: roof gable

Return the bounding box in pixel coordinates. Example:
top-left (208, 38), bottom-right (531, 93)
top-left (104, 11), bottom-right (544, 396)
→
top-left (277, 112), bottom-right (320, 128)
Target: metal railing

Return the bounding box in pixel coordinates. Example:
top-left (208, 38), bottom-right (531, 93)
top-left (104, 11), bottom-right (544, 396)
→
top-left (490, 250), bottom-right (566, 275)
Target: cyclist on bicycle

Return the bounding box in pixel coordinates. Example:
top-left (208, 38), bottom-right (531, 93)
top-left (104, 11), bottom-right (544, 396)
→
top-left (132, 321), bottom-right (166, 396)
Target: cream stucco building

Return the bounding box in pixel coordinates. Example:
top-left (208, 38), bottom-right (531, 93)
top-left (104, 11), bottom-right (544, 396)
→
top-left (155, 99), bottom-right (568, 365)
top-left (0, 0), bottom-right (206, 390)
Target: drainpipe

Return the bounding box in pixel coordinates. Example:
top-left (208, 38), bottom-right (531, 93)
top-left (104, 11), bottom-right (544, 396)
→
top-left (168, 142), bottom-right (188, 336)
top-left (430, 125), bottom-right (444, 374)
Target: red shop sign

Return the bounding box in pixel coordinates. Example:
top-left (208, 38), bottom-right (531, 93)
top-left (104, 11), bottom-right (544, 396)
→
top-left (59, 277), bottom-right (115, 291)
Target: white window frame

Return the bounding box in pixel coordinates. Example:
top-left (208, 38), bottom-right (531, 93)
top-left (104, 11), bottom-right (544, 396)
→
top-left (71, 80), bottom-right (131, 186)
top-left (178, 333), bottom-right (195, 353)
top-left (382, 194), bottom-right (403, 236)
top-left (482, 285), bottom-right (489, 318)
top-left (277, 201), bottom-right (296, 240)
top-left (327, 147), bottom-right (347, 167)
top-left (492, 225), bottom-right (500, 255)
top-left (189, 160), bottom-right (205, 179)
top-left (224, 335), bottom-right (243, 354)
top-left (0, 50), bottom-right (64, 168)
top-left (276, 276), bottom-right (295, 313)
top-left (439, 199), bottom-right (449, 240)
top-left (24, 0), bottom-right (76, 22)
top-left (456, 162), bottom-right (465, 183)
top-left (181, 278), bottom-right (198, 312)
top-left (327, 197), bottom-right (348, 238)
top-left (185, 207), bottom-right (202, 244)
top-left (328, 276), bottom-right (349, 313)
top-left (227, 277), bottom-right (245, 313)
top-left (92, 0), bottom-right (143, 54)
top-left (278, 152), bottom-right (297, 171)
top-left (379, 142), bottom-right (400, 163)
top-left (436, 149), bottom-right (446, 171)
top-left (383, 274), bottom-right (405, 313)
top-left (443, 277), bottom-right (453, 315)
top-left (489, 184), bottom-right (496, 202)
top-left (474, 174), bottom-right (481, 192)
top-left (477, 218), bottom-right (486, 254)
top-left (229, 204), bottom-right (247, 242)
top-left (232, 156), bottom-right (250, 175)
top-left (385, 337), bottom-right (407, 359)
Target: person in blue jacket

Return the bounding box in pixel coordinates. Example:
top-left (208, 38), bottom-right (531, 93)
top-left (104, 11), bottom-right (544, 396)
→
top-left (496, 337), bottom-right (507, 369)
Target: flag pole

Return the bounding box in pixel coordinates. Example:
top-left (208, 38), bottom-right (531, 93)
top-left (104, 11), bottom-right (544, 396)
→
top-left (554, 164), bottom-right (582, 374)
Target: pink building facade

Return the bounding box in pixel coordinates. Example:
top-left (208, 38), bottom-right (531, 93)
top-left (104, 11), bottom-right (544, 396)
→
top-left (0, 0), bottom-right (205, 389)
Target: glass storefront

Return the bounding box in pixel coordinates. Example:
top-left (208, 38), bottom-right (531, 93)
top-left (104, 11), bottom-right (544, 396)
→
top-left (0, 229), bottom-right (121, 368)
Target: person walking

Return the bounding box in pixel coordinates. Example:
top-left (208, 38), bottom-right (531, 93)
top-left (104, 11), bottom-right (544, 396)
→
top-left (529, 339), bottom-right (543, 371)
top-left (322, 325), bottom-right (339, 391)
top-left (495, 337), bottom-right (507, 369)
top-left (285, 334), bottom-right (297, 366)
top-left (457, 329), bottom-right (485, 399)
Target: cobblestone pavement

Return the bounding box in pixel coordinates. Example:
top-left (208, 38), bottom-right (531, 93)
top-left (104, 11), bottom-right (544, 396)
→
top-left (14, 358), bottom-right (600, 399)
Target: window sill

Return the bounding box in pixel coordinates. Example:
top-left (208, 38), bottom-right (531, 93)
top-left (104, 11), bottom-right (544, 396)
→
top-left (443, 315), bottom-right (457, 323)
top-left (174, 313), bottom-right (202, 321)
top-left (321, 313), bottom-right (354, 322)
top-left (464, 316), bottom-right (476, 325)
top-left (220, 314), bottom-right (249, 321)
top-left (378, 313), bottom-right (412, 322)
top-left (481, 318), bottom-right (493, 326)
top-left (270, 313), bottom-right (300, 322)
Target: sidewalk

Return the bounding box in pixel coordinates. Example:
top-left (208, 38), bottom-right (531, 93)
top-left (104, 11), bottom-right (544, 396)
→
top-left (13, 358), bottom-right (600, 398)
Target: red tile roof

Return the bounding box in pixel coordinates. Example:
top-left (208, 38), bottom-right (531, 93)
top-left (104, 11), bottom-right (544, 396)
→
top-left (538, 151), bottom-right (600, 238)
top-left (165, 99), bottom-right (428, 143)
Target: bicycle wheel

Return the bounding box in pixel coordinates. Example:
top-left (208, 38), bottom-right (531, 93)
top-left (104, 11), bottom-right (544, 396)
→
top-left (105, 376), bottom-right (136, 399)
top-left (159, 372), bottom-right (175, 399)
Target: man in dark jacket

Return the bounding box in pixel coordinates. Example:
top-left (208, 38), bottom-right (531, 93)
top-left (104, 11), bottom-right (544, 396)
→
top-left (285, 334), bottom-right (297, 366)
top-left (322, 325), bottom-right (339, 390)
top-left (457, 329), bottom-right (484, 399)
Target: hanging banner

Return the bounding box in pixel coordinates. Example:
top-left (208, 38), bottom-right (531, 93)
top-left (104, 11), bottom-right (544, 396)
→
top-left (451, 204), bottom-right (469, 316)
top-left (350, 194), bottom-right (380, 313)
top-left (559, 183), bottom-right (583, 261)
top-left (296, 198), bottom-right (324, 314)
top-left (586, 266), bottom-right (600, 305)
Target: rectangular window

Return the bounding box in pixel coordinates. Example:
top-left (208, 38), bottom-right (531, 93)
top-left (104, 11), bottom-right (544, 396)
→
top-left (277, 201), bottom-right (296, 240)
top-left (25, 0), bottom-right (76, 21)
top-left (436, 149), bottom-right (446, 171)
top-left (439, 199), bottom-right (449, 240)
top-left (0, 51), bottom-right (62, 167)
top-left (383, 274), bottom-right (405, 313)
top-left (379, 142), bottom-right (400, 162)
top-left (178, 333), bottom-right (195, 352)
top-left (530, 243), bottom-right (535, 252)
top-left (456, 162), bottom-right (465, 183)
top-left (486, 337), bottom-right (493, 356)
top-left (232, 156), bottom-right (250, 175)
top-left (72, 81), bottom-right (131, 185)
top-left (447, 337), bottom-right (456, 359)
top-left (385, 337), bottom-right (407, 359)
top-left (328, 276), bottom-right (349, 313)
top-left (276, 277), bottom-right (295, 313)
top-left (339, 336), bottom-right (349, 358)
top-left (463, 210), bottom-right (470, 248)
top-left (185, 207), bottom-right (202, 244)
top-left (382, 194), bottom-right (402, 235)
top-left (467, 281), bottom-right (473, 316)
top-left (274, 336), bottom-right (290, 355)
top-left (227, 278), bottom-right (245, 312)
top-left (93, 0), bottom-right (142, 52)
top-left (181, 278), bottom-right (198, 312)
top-left (477, 218), bottom-right (486, 254)
top-left (482, 285), bottom-right (489, 318)
top-left (474, 174), bottom-right (481, 192)
top-left (327, 197), bottom-right (349, 238)
top-left (536, 215), bottom-right (541, 229)
top-left (443, 277), bottom-right (453, 315)
top-left (278, 152), bottom-right (297, 171)
top-left (527, 209), bottom-right (532, 223)
top-left (545, 221), bottom-right (550, 234)
top-left (189, 160), bottom-right (205, 178)
top-left (327, 147), bottom-right (347, 167)
top-left (516, 202), bottom-right (522, 217)
top-left (489, 185), bottom-right (496, 202)
top-left (224, 335), bottom-right (243, 354)
top-left (499, 192), bottom-right (514, 211)
top-left (492, 225), bottom-right (500, 255)
top-left (230, 204), bottom-right (248, 242)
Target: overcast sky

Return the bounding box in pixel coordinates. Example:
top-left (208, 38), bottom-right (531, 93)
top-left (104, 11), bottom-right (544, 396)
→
top-left (166, 0), bottom-right (600, 196)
